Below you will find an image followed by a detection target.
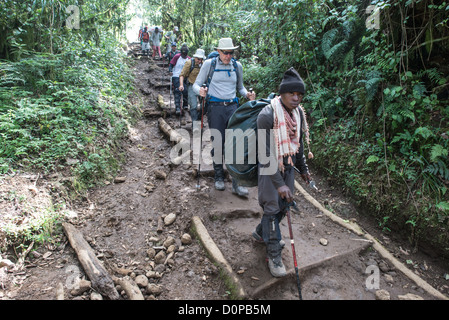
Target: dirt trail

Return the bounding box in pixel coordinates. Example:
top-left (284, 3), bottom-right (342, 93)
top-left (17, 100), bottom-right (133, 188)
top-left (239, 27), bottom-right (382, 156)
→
top-left (1, 47), bottom-right (448, 300)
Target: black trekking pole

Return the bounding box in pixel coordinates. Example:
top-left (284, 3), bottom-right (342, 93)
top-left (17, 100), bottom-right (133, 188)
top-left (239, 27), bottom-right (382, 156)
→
top-left (169, 76), bottom-right (173, 110)
top-left (285, 201), bottom-right (303, 300)
top-left (196, 84), bottom-right (207, 191)
top-left (179, 89), bottom-right (183, 127)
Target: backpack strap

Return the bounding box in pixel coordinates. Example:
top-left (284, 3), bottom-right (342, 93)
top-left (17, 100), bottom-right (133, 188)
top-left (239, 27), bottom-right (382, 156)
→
top-left (207, 57), bottom-right (218, 87)
top-left (207, 57), bottom-right (240, 88)
top-left (189, 58), bottom-right (195, 74)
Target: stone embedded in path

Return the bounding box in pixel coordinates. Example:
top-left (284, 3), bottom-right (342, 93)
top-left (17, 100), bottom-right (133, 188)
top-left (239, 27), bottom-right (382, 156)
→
top-left (163, 236), bottom-right (175, 248)
top-left (135, 274), bottom-right (149, 288)
top-left (154, 250), bottom-right (166, 264)
top-left (164, 213), bottom-right (176, 226)
top-left (181, 233), bottom-right (192, 245)
top-left (146, 283), bottom-right (163, 296)
top-left (114, 176), bottom-right (126, 183)
top-left (319, 238), bottom-right (328, 246)
top-left (70, 279), bottom-right (91, 296)
top-left (154, 169), bottom-right (167, 180)
top-left (375, 289), bottom-right (391, 300)
top-left (398, 293), bottom-right (424, 300)
top-left (90, 292), bottom-right (103, 300)
top-left (146, 248), bottom-right (156, 259)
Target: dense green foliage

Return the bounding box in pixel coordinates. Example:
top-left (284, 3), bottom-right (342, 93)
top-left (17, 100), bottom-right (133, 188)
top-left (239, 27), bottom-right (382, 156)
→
top-left (0, 0), bottom-right (137, 190)
top-left (152, 0), bottom-right (449, 252)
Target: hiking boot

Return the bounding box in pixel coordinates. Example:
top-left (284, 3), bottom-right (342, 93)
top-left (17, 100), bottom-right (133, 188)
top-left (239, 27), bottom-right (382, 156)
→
top-left (175, 108), bottom-right (181, 116)
top-left (252, 225), bottom-right (264, 244)
top-left (252, 224), bottom-right (286, 246)
top-left (267, 256), bottom-right (287, 277)
top-left (214, 180), bottom-right (225, 191)
top-left (232, 180), bottom-right (249, 197)
top-left (252, 231), bottom-right (285, 248)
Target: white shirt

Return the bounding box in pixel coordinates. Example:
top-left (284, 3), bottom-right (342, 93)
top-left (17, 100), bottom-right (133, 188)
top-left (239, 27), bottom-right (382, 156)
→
top-left (173, 56), bottom-right (189, 77)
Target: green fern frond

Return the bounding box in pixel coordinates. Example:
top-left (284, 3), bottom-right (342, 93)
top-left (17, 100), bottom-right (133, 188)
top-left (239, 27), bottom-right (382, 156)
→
top-left (424, 160), bottom-right (449, 181)
top-left (418, 68), bottom-right (445, 85)
top-left (430, 144), bottom-right (448, 163)
top-left (321, 28), bottom-right (339, 58)
top-left (325, 40), bottom-right (349, 61)
top-left (399, 109), bottom-right (416, 122)
top-left (343, 47), bottom-right (355, 71)
top-left (358, 70), bottom-right (383, 102)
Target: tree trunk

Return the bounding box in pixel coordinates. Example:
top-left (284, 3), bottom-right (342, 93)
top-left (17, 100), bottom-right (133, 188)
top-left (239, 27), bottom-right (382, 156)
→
top-left (63, 222), bottom-right (120, 300)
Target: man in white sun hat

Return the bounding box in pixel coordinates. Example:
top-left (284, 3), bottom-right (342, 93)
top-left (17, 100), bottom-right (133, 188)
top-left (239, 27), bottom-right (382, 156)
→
top-left (193, 38), bottom-right (256, 195)
top-left (179, 48), bottom-right (206, 133)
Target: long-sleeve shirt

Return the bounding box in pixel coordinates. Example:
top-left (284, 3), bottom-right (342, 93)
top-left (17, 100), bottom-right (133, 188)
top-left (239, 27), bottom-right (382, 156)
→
top-left (170, 53), bottom-right (191, 77)
top-left (193, 57), bottom-right (248, 101)
top-left (257, 104), bottom-right (308, 189)
top-left (180, 59), bottom-right (201, 85)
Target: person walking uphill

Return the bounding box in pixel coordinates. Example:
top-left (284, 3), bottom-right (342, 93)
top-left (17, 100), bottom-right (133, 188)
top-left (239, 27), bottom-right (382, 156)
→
top-left (179, 48), bottom-right (206, 133)
top-left (170, 44), bottom-right (190, 115)
top-left (193, 38), bottom-right (256, 195)
top-left (254, 67), bottom-right (312, 278)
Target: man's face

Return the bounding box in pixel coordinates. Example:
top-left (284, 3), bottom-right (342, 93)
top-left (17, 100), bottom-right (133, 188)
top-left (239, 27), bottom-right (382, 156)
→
top-left (218, 49), bottom-right (233, 64)
top-left (280, 92), bottom-right (304, 112)
top-left (194, 57), bottom-right (203, 66)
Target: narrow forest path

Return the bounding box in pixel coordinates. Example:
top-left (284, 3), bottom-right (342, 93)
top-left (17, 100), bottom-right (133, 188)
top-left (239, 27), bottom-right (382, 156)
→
top-left (2, 44), bottom-right (448, 301)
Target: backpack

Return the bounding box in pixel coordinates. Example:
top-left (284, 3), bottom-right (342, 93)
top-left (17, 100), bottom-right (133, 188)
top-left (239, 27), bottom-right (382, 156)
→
top-left (207, 51), bottom-right (220, 59)
top-left (206, 57), bottom-right (240, 91)
top-left (207, 57), bottom-right (239, 87)
top-left (224, 94), bottom-right (275, 187)
top-left (142, 32), bottom-right (150, 42)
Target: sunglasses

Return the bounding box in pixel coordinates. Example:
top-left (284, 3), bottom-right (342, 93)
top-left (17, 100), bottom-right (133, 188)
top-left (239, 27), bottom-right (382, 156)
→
top-left (221, 50), bottom-right (234, 55)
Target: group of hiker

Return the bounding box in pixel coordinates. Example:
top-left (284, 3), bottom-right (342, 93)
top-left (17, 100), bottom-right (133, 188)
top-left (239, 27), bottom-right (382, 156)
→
top-left (138, 25), bottom-right (180, 58)
top-left (140, 28), bottom-right (313, 279)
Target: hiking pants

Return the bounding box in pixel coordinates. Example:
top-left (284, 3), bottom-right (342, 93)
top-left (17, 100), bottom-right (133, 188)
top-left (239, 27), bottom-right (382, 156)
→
top-left (172, 77), bottom-right (188, 111)
top-left (207, 101), bottom-right (238, 181)
top-left (188, 84), bottom-right (201, 131)
top-left (257, 165), bottom-right (295, 258)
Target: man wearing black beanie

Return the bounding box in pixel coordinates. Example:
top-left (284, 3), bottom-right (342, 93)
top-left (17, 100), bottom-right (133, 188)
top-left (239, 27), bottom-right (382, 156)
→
top-left (254, 67), bottom-right (311, 278)
top-left (279, 67), bottom-right (306, 94)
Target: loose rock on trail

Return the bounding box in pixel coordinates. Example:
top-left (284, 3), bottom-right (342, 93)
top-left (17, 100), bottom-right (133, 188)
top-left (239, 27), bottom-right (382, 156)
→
top-left (1, 43), bottom-right (448, 301)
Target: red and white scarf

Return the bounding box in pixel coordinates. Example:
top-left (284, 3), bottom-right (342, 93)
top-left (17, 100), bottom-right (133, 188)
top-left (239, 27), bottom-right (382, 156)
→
top-left (271, 96), bottom-right (301, 172)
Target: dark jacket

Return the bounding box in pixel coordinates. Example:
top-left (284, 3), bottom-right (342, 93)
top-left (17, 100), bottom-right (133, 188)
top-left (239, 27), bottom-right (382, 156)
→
top-left (257, 104), bottom-right (308, 189)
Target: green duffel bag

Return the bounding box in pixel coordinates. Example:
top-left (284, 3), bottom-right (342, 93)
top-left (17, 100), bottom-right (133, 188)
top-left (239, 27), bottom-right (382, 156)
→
top-left (224, 94), bottom-right (275, 187)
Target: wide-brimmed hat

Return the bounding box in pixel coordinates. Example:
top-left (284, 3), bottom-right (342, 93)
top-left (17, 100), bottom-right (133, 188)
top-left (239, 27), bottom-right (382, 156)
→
top-left (215, 38), bottom-right (239, 50)
top-left (193, 48), bottom-right (206, 59)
